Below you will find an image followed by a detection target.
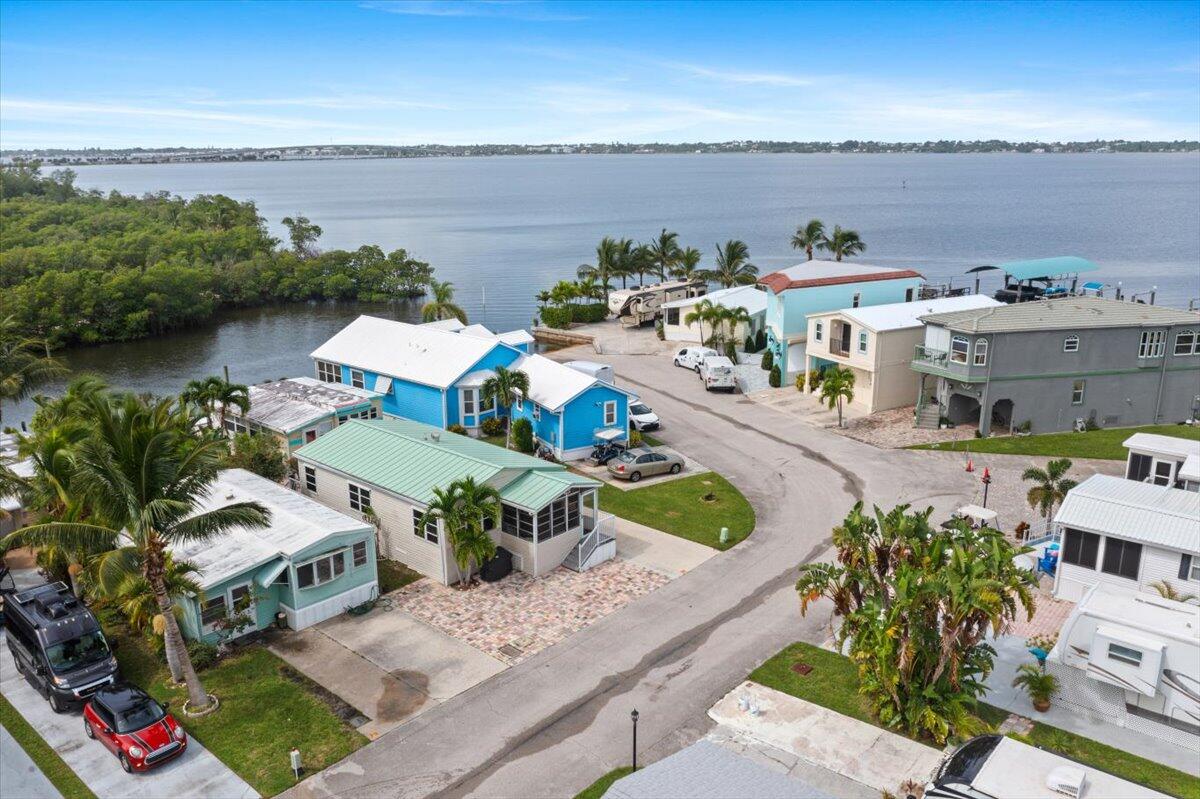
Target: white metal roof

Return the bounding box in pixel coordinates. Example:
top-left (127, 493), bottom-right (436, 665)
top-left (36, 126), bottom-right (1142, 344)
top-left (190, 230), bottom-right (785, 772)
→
top-left (421, 318), bottom-right (466, 331)
top-left (660, 284), bottom-right (768, 316)
top-left (810, 294), bottom-right (1002, 332)
top-left (172, 469), bottom-right (372, 589)
top-left (920, 296), bottom-right (1200, 333)
top-left (311, 315), bottom-right (510, 390)
top-left (240, 377), bottom-right (381, 433)
top-left (1123, 432), bottom-right (1200, 461)
top-left (513, 353), bottom-right (632, 411)
top-left (1054, 474), bottom-right (1200, 552)
top-left (1179, 453), bottom-right (1200, 482)
top-left (972, 736), bottom-right (1167, 799)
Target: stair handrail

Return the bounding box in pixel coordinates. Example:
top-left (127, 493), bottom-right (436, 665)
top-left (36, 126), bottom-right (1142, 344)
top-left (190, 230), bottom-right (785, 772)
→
top-left (575, 526), bottom-right (601, 570)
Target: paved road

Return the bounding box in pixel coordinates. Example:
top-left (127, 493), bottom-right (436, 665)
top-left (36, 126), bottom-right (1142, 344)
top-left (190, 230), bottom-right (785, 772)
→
top-left (286, 350), bottom-right (979, 799)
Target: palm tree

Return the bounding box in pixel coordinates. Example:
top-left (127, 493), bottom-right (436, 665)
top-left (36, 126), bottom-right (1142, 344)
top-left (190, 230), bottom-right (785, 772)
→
top-left (790, 219), bottom-right (826, 261)
top-left (819, 366), bottom-right (855, 426)
top-left (627, 243), bottom-right (655, 287)
top-left (1150, 580), bottom-right (1199, 604)
top-left (671, 246), bottom-right (703, 280)
top-left (480, 365), bottom-right (530, 449)
top-left (1021, 459), bottom-right (1077, 523)
top-left (418, 477), bottom-right (501, 588)
top-left (704, 240), bottom-right (758, 287)
top-left (4, 393), bottom-right (271, 710)
top-left (575, 274), bottom-right (607, 302)
top-left (819, 225), bottom-right (866, 261)
top-left (721, 306), bottom-right (753, 350)
top-left (181, 376), bottom-right (222, 425)
top-left (611, 238), bottom-right (636, 288)
top-left (421, 279), bottom-right (468, 324)
top-left (108, 555), bottom-right (204, 632)
top-left (684, 299), bottom-right (718, 348)
top-left (649, 229), bottom-right (681, 282)
top-left (213, 380), bottom-right (250, 431)
top-left (0, 315), bottom-right (68, 425)
top-left (577, 237), bottom-right (623, 301)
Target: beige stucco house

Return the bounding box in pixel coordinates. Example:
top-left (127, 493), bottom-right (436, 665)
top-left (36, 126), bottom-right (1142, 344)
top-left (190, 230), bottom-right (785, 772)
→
top-left (803, 295), bottom-right (1001, 413)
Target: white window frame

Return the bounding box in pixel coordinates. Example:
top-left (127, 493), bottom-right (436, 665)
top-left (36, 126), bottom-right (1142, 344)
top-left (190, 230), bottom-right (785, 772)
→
top-left (199, 594), bottom-right (227, 631)
top-left (1175, 330), bottom-right (1198, 356)
top-left (1107, 643), bottom-right (1143, 667)
top-left (1189, 561), bottom-right (1200, 582)
top-left (295, 550), bottom-right (346, 590)
top-left (814, 321), bottom-right (823, 342)
top-left (973, 339), bottom-right (988, 366)
top-left (1063, 335), bottom-right (1079, 353)
top-left (348, 483), bottom-right (371, 512)
top-left (1138, 330), bottom-right (1165, 359)
top-left (532, 403), bottom-right (541, 422)
top-left (303, 465), bottom-right (317, 492)
top-left (349, 369), bottom-right (366, 389)
top-left (315, 360), bottom-right (340, 383)
top-left (950, 336), bottom-right (969, 364)
top-left (352, 540), bottom-right (368, 568)
top-left (412, 507), bottom-right (439, 543)
top-left (603, 400), bottom-right (617, 426)
top-left (1071, 379), bottom-right (1085, 405)
top-left (462, 388), bottom-right (477, 418)
top-left (857, 330), bottom-right (868, 354)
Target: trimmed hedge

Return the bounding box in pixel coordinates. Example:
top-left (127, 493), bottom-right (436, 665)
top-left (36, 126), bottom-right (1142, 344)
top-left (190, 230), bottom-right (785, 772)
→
top-left (768, 365), bottom-right (781, 387)
top-left (539, 302), bottom-right (608, 329)
top-left (573, 302), bottom-right (608, 323)
top-left (760, 350), bottom-right (774, 371)
top-left (540, 306), bottom-right (572, 329)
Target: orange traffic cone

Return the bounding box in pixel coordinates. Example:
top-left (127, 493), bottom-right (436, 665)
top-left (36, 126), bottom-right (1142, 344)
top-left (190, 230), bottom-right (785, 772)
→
top-left (965, 458), bottom-right (975, 473)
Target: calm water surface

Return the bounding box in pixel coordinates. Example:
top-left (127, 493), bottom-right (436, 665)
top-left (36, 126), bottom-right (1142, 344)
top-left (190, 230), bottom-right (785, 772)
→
top-left (8, 153), bottom-right (1200, 425)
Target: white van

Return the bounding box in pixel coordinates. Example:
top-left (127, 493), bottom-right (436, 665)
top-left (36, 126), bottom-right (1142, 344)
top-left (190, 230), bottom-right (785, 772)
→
top-left (673, 346), bottom-right (718, 371)
top-left (563, 360), bottom-right (615, 385)
top-left (699, 355), bottom-right (736, 392)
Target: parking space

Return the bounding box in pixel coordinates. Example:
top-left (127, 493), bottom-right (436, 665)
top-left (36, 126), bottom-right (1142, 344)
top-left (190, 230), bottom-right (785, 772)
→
top-left (0, 638), bottom-right (258, 799)
top-left (613, 515), bottom-right (718, 577)
top-left (573, 445), bottom-right (711, 490)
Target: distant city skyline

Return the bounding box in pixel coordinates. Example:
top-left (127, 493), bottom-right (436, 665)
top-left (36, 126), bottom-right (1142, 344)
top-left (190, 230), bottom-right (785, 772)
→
top-left (2, 0), bottom-right (1198, 149)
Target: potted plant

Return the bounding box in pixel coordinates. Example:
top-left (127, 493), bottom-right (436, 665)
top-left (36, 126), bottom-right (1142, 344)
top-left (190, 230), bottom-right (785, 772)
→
top-left (1012, 663), bottom-right (1059, 712)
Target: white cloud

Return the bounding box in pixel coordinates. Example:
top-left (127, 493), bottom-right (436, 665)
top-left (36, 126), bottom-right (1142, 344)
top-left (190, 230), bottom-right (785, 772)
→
top-left (185, 94), bottom-right (454, 111)
top-left (671, 62), bottom-right (815, 87)
top-left (1, 98), bottom-right (366, 132)
top-left (359, 1), bottom-right (586, 22)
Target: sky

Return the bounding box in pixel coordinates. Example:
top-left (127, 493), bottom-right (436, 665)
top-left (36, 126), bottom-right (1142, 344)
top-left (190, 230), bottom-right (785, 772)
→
top-left (1, 0), bottom-right (1198, 149)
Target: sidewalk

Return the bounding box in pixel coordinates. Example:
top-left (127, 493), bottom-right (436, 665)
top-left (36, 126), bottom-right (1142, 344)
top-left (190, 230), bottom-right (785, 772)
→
top-left (0, 725), bottom-right (62, 799)
top-left (614, 515), bottom-right (717, 577)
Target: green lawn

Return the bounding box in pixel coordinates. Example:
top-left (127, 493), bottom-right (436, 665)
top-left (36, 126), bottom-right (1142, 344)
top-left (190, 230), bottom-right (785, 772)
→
top-left (910, 424), bottom-right (1200, 460)
top-left (377, 558), bottom-right (423, 593)
top-left (751, 642), bottom-right (1199, 798)
top-left (0, 693), bottom-right (97, 799)
top-left (574, 767), bottom-right (634, 799)
top-left (598, 472), bottom-right (755, 550)
top-left (110, 624), bottom-right (365, 797)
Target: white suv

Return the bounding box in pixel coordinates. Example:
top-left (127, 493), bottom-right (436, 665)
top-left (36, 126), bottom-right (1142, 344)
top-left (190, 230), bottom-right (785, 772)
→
top-left (673, 346), bottom-right (718, 372)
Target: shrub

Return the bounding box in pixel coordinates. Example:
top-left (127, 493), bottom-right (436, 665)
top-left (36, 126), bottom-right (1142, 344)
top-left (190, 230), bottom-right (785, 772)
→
top-left (807, 370), bottom-right (823, 392)
top-left (511, 417), bottom-right (534, 452)
top-left (724, 340), bottom-right (738, 361)
top-left (628, 429), bottom-right (643, 448)
top-left (655, 319), bottom-right (665, 341)
top-left (223, 432), bottom-right (288, 483)
top-left (744, 334), bottom-right (756, 353)
top-left (481, 416), bottom-right (505, 437)
top-left (574, 302), bottom-right (608, 323)
top-left (768, 366), bottom-right (781, 388)
top-left (187, 639), bottom-right (219, 671)
top-left (539, 306), bottom-right (572, 329)
top-left (755, 329), bottom-right (767, 352)
top-left (760, 350), bottom-right (774, 371)
top-left (447, 423), bottom-right (467, 435)
top-left (794, 373), bottom-right (805, 392)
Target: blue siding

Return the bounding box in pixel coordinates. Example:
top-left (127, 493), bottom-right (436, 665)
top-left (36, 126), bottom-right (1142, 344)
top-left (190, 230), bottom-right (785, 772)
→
top-left (510, 398), bottom-right (561, 446)
top-left (388, 378), bottom-right (446, 426)
top-left (563, 384), bottom-right (628, 450)
top-left (445, 344), bottom-right (522, 429)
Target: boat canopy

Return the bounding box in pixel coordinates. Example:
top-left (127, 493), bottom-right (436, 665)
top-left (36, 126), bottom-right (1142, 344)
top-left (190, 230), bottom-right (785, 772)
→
top-left (965, 256), bottom-right (1100, 282)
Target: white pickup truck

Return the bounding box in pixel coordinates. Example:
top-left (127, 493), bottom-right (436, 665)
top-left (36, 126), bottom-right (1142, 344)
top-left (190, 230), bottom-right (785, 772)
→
top-left (698, 355), bottom-right (737, 392)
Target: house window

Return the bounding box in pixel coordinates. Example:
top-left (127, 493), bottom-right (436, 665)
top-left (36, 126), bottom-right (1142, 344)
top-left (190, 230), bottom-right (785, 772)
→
top-left (1180, 554), bottom-right (1199, 582)
top-left (1127, 453), bottom-right (1151, 482)
top-left (533, 493), bottom-right (580, 542)
top-left (463, 389), bottom-right (477, 417)
top-left (857, 331), bottom-right (868, 354)
top-left (1189, 560), bottom-right (1200, 582)
top-left (905, 288), bottom-right (914, 302)
top-left (814, 321), bottom-right (823, 342)
top-left (304, 466), bottom-right (317, 492)
top-left (1101, 538), bottom-right (1142, 580)
top-left (412, 507), bottom-right (438, 543)
top-left (229, 583), bottom-right (254, 616)
top-left (501, 504), bottom-right (534, 541)
top-left (1152, 460), bottom-right (1174, 486)
top-left (1063, 335), bottom-right (1079, 353)
top-left (1175, 330), bottom-right (1198, 356)
top-left (950, 336), bottom-right (969, 364)
top-left (603, 401), bottom-right (617, 426)
top-left (1107, 643), bottom-right (1143, 667)
top-left (666, 307), bottom-right (679, 325)
top-left (316, 360), bottom-right (340, 383)
top-left (1138, 330), bottom-right (1165, 359)
top-left (200, 595), bottom-right (227, 628)
top-left (349, 369), bottom-right (365, 389)
top-left (1062, 528), bottom-right (1100, 569)
top-left (852, 292), bottom-right (861, 308)
top-left (296, 551), bottom-right (346, 589)
top-left (352, 541), bottom-right (368, 568)
top-left (973, 339), bottom-right (988, 366)
top-left (369, 406), bottom-right (380, 419)
top-left (1071, 380), bottom-right (1085, 405)
top-left (532, 404), bottom-right (541, 422)
top-left (348, 483), bottom-right (371, 512)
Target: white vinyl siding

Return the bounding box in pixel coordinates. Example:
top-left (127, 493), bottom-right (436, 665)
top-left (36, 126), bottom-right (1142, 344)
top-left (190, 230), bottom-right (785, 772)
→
top-left (1056, 537), bottom-right (1197, 602)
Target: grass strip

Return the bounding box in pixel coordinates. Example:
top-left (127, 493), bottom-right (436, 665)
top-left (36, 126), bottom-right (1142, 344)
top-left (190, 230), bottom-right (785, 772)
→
top-left (0, 692), bottom-right (98, 799)
top-left (599, 472), bottom-right (755, 550)
top-left (574, 767), bottom-right (635, 799)
top-left (908, 424), bottom-right (1199, 460)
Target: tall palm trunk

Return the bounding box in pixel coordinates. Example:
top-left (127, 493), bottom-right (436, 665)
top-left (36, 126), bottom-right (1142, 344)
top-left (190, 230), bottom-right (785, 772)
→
top-left (147, 537), bottom-right (208, 708)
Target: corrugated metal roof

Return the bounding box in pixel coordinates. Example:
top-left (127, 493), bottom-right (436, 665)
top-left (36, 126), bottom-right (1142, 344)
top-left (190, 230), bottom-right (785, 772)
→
top-left (1123, 432), bottom-right (1200, 461)
top-left (920, 296), bottom-right (1200, 333)
top-left (1054, 474), bottom-right (1200, 552)
top-left (809, 294), bottom-right (1001, 332)
top-left (240, 377), bottom-right (381, 433)
top-left (173, 468), bottom-right (372, 589)
top-left (514, 353), bottom-right (634, 411)
top-left (501, 470), bottom-right (596, 510)
top-left (295, 418), bottom-right (597, 506)
top-left (661, 284), bottom-right (768, 316)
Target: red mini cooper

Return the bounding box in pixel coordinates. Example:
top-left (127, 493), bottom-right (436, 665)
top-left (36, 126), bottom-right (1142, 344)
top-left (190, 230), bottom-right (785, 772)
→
top-left (83, 683), bottom-right (187, 772)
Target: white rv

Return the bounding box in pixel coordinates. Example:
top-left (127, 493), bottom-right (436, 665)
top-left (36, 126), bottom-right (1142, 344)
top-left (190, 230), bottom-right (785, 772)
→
top-left (607, 279), bottom-right (707, 327)
top-left (1052, 584), bottom-right (1200, 734)
top-left (926, 734), bottom-right (1169, 799)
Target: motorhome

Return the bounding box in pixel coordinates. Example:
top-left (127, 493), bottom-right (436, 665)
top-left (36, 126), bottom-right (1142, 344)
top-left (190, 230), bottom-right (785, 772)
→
top-left (926, 734), bottom-right (1168, 798)
top-left (607, 279), bottom-right (706, 327)
top-left (1052, 584), bottom-right (1200, 734)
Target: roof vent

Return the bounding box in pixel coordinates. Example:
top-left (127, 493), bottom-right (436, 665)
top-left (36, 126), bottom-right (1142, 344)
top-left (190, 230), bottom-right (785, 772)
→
top-left (430, 432), bottom-right (440, 442)
top-left (1046, 766), bottom-right (1086, 798)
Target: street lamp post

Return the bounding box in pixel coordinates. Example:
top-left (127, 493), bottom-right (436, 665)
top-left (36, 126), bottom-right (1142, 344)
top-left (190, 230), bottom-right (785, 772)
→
top-left (631, 709), bottom-right (639, 771)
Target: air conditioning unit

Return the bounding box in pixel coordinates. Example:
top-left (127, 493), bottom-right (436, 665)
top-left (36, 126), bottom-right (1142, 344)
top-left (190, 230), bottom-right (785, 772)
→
top-left (1046, 766), bottom-right (1086, 798)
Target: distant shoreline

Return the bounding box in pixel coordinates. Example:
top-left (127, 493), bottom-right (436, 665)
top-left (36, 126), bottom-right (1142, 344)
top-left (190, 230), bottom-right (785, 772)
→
top-left (5, 139), bottom-right (1198, 167)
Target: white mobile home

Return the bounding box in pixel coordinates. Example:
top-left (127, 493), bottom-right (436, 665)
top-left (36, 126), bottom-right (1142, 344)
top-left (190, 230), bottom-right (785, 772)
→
top-left (660, 284), bottom-right (767, 345)
top-left (1123, 432), bottom-right (1200, 488)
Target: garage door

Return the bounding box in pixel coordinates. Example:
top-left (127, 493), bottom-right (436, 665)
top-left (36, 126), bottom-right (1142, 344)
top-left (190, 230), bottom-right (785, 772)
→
top-left (786, 342), bottom-right (806, 374)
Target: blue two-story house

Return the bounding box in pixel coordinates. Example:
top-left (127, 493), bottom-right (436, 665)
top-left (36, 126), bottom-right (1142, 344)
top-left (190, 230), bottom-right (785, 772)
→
top-left (760, 261), bottom-right (924, 377)
top-left (310, 315), bottom-right (631, 459)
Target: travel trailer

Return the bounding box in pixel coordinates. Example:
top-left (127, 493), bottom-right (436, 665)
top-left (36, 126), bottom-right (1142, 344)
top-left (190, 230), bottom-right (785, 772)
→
top-left (926, 734), bottom-right (1169, 799)
top-left (1052, 584), bottom-right (1200, 734)
top-left (607, 279), bottom-right (706, 327)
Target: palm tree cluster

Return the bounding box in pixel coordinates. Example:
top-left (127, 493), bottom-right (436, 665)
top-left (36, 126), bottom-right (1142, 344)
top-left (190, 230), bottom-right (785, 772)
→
top-left (3, 379), bottom-right (271, 712)
top-left (574, 231), bottom-right (756, 300)
top-left (796, 502), bottom-right (1036, 743)
top-left (422, 278), bottom-right (468, 324)
top-left (683, 299), bottom-right (753, 351)
top-left (181, 375), bottom-right (250, 430)
top-left (790, 219), bottom-right (867, 262)
top-left (419, 476), bottom-right (502, 589)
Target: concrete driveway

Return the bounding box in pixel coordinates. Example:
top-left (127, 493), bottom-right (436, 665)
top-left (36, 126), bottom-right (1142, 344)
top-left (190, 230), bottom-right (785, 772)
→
top-left (614, 515), bottom-right (717, 577)
top-left (1, 725), bottom-right (62, 799)
top-left (0, 638), bottom-right (258, 799)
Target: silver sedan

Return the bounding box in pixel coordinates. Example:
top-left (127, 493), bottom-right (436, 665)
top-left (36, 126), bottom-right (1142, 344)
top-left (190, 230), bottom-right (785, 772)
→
top-left (607, 447), bottom-right (684, 482)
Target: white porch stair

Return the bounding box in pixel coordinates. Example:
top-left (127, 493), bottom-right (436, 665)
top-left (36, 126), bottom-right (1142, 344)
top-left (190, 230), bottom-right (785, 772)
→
top-left (563, 511), bottom-right (617, 572)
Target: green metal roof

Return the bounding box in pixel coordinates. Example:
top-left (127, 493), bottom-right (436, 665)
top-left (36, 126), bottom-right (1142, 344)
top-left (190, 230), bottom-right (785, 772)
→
top-left (295, 418), bottom-right (597, 507)
top-left (995, 256), bottom-right (1099, 282)
top-left (500, 470), bottom-right (598, 510)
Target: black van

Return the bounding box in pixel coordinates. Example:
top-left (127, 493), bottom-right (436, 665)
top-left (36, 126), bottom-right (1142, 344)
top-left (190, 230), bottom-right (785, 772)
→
top-left (4, 581), bottom-right (119, 712)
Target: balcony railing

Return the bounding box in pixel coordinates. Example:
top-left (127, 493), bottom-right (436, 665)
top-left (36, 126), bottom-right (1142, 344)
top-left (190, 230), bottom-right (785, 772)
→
top-left (913, 345), bottom-right (955, 366)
